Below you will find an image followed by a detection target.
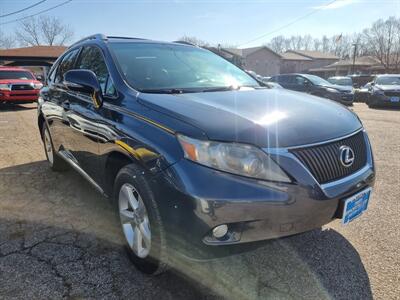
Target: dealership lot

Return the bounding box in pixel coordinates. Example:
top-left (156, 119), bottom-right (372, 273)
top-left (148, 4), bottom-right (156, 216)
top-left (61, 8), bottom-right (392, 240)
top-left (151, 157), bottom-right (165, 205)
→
top-left (0, 103), bottom-right (398, 299)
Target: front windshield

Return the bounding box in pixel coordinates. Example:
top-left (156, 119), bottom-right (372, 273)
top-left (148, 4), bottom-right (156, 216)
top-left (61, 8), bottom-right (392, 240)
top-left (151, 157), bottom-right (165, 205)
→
top-left (303, 74), bottom-right (330, 86)
top-left (109, 42), bottom-right (259, 92)
top-left (329, 77), bottom-right (352, 86)
top-left (376, 76), bottom-right (400, 85)
top-left (0, 71), bottom-right (34, 80)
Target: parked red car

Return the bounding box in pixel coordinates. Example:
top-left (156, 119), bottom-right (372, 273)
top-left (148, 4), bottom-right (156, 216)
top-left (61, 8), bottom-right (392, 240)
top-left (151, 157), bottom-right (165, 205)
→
top-left (0, 67), bottom-right (43, 104)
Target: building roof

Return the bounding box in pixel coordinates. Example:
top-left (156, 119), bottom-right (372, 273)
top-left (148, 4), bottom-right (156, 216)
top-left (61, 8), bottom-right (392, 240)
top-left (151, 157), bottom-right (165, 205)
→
top-left (281, 51), bottom-right (312, 61)
top-left (223, 46), bottom-right (281, 58)
top-left (325, 56), bottom-right (381, 68)
top-left (0, 46), bottom-right (66, 59)
top-left (286, 50), bottom-right (339, 60)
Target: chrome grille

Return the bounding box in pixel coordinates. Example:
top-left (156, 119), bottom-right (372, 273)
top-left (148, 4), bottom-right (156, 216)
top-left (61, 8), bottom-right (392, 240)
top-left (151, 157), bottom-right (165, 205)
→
top-left (11, 84), bottom-right (34, 91)
top-left (290, 131), bottom-right (367, 184)
top-left (384, 91), bottom-right (400, 97)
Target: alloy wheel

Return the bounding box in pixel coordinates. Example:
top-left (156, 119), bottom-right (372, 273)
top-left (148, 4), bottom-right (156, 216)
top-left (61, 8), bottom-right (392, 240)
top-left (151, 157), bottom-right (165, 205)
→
top-left (118, 183), bottom-right (151, 258)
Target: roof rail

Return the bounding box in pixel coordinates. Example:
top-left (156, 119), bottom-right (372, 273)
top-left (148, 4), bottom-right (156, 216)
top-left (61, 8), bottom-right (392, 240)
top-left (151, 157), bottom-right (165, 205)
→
top-left (172, 40), bottom-right (197, 47)
top-left (107, 36), bottom-right (147, 40)
top-left (68, 33), bottom-right (107, 48)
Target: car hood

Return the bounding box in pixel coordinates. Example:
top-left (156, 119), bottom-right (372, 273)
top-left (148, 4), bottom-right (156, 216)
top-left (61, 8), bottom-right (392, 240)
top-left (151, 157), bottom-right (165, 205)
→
top-left (320, 84), bottom-right (353, 92)
top-left (375, 84), bottom-right (400, 91)
top-left (0, 79), bottom-right (39, 85)
top-left (138, 89), bottom-right (362, 148)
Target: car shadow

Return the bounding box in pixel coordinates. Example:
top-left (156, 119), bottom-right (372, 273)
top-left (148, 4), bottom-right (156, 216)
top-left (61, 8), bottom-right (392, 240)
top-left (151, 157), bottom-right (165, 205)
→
top-left (0, 103), bottom-right (37, 112)
top-left (369, 106), bottom-right (400, 111)
top-left (0, 161), bottom-right (372, 300)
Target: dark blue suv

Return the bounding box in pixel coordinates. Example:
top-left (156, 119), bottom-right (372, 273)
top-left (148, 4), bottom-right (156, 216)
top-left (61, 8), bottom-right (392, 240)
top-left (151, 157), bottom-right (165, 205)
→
top-left (38, 34), bottom-right (375, 274)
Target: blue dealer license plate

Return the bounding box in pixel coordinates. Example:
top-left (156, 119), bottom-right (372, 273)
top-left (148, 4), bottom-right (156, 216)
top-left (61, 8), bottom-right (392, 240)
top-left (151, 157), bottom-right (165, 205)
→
top-left (342, 188), bottom-right (372, 225)
top-left (390, 96), bottom-right (399, 102)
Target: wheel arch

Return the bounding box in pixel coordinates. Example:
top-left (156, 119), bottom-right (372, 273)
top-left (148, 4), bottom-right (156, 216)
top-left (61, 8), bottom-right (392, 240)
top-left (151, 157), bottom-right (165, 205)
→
top-left (104, 150), bottom-right (138, 196)
top-left (38, 113), bottom-right (46, 140)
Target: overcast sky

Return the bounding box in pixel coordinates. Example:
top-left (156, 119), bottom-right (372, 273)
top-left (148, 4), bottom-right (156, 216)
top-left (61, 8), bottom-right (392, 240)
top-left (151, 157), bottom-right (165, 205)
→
top-left (1, 0), bottom-right (399, 47)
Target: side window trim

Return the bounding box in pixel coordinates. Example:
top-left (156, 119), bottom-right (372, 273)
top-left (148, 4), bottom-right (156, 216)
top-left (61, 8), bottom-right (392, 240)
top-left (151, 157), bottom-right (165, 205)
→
top-left (54, 47), bottom-right (81, 85)
top-left (77, 44), bottom-right (118, 99)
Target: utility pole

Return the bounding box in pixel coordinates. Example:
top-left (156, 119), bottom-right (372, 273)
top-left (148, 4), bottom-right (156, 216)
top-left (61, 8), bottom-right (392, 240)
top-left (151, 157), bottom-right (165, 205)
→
top-left (352, 43), bottom-right (358, 75)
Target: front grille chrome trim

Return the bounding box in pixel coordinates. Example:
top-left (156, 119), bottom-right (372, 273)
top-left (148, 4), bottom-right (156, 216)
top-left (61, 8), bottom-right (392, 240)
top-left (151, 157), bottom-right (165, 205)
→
top-left (281, 127), bottom-right (364, 150)
top-left (289, 130), bottom-right (367, 184)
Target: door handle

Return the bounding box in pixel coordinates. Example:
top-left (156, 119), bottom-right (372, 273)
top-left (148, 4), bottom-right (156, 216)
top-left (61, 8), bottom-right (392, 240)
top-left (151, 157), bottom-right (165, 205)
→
top-left (62, 101), bottom-right (70, 110)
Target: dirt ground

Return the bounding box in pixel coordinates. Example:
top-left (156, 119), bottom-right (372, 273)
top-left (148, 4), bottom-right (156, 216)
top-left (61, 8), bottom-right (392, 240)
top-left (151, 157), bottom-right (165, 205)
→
top-left (0, 103), bottom-right (398, 299)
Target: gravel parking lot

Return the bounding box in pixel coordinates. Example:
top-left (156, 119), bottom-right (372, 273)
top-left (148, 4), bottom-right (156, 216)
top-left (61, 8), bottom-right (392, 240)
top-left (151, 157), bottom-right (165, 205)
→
top-left (0, 103), bottom-right (398, 300)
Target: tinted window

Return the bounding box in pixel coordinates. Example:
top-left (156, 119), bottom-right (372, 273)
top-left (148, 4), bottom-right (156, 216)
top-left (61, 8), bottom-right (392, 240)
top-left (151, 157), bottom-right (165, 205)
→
top-left (295, 76), bottom-right (306, 85)
top-left (302, 74), bottom-right (330, 85)
top-left (55, 49), bottom-right (80, 83)
top-left (0, 71), bottom-right (34, 80)
top-left (375, 76), bottom-right (400, 85)
top-left (77, 46), bottom-right (115, 96)
top-left (48, 64), bottom-right (58, 83)
top-left (276, 75), bottom-right (291, 84)
top-left (109, 42), bottom-right (259, 92)
top-left (328, 77), bottom-right (352, 86)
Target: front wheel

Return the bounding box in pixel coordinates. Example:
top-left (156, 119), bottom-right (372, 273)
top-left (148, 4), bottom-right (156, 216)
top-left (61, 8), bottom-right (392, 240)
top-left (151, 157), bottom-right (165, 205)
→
top-left (114, 164), bottom-right (168, 274)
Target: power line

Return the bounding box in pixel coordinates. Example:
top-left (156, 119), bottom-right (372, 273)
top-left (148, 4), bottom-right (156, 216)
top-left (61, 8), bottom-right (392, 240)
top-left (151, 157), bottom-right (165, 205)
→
top-left (0, 0), bottom-right (47, 18)
top-left (238, 0), bottom-right (338, 47)
top-left (0, 0), bottom-right (73, 25)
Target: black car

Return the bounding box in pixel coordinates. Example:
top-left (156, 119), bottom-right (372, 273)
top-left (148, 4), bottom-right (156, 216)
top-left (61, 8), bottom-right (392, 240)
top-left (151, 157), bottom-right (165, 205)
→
top-left (38, 34), bottom-right (375, 274)
top-left (270, 73), bottom-right (354, 105)
top-left (367, 74), bottom-right (400, 108)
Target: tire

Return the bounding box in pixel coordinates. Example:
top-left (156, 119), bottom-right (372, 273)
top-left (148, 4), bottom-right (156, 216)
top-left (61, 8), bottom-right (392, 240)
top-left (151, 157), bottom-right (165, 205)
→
top-left (41, 123), bottom-right (68, 171)
top-left (113, 164), bottom-right (168, 275)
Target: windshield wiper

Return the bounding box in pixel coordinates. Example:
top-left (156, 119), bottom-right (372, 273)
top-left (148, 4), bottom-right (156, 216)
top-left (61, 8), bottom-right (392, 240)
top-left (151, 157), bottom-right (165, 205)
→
top-left (139, 88), bottom-right (188, 94)
top-left (200, 86), bottom-right (239, 92)
top-left (201, 85), bottom-right (266, 92)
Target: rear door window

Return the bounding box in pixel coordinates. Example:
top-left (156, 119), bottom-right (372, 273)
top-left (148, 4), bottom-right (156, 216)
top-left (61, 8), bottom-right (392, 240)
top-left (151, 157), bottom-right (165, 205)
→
top-left (55, 48), bottom-right (80, 84)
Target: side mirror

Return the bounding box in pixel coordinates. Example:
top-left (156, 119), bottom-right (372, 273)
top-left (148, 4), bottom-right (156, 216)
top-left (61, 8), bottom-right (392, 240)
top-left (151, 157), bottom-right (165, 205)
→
top-left (64, 69), bottom-right (103, 108)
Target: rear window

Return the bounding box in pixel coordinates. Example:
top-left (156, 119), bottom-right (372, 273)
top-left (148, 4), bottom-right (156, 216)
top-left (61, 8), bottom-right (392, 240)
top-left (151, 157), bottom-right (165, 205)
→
top-left (0, 71), bottom-right (34, 80)
top-left (376, 76), bottom-right (400, 85)
top-left (328, 77), bottom-right (352, 86)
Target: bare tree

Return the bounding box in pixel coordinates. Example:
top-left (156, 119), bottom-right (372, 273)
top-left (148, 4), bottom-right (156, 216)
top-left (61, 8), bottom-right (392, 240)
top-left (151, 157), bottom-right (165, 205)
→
top-left (15, 18), bottom-right (41, 46)
top-left (267, 35), bottom-right (286, 53)
top-left (41, 16), bottom-right (73, 46)
top-left (0, 30), bottom-right (16, 49)
top-left (177, 35), bottom-right (209, 47)
top-left (312, 38), bottom-right (322, 51)
top-left (302, 35), bottom-right (313, 50)
top-left (362, 17), bottom-right (400, 71)
top-left (15, 16), bottom-right (73, 46)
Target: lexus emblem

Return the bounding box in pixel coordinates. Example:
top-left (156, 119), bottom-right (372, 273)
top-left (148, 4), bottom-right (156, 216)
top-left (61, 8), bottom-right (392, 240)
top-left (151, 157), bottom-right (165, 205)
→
top-left (339, 146), bottom-right (355, 167)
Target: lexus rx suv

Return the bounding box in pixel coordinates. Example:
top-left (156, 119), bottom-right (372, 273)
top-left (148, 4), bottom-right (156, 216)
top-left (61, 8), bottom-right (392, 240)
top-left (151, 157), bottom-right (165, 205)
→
top-left (367, 74), bottom-right (400, 108)
top-left (38, 34), bottom-right (375, 274)
top-left (271, 73), bottom-right (354, 105)
top-left (0, 66), bottom-right (43, 104)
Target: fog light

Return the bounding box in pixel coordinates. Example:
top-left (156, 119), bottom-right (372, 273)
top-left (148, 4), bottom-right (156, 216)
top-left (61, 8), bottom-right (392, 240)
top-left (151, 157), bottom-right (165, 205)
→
top-left (212, 224), bottom-right (228, 239)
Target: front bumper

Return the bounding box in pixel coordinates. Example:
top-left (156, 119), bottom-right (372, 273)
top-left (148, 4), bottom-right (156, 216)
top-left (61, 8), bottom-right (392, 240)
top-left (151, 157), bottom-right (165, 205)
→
top-left (329, 92), bottom-right (354, 105)
top-left (0, 90), bottom-right (39, 102)
top-left (369, 94), bottom-right (400, 107)
top-left (152, 131), bottom-right (375, 258)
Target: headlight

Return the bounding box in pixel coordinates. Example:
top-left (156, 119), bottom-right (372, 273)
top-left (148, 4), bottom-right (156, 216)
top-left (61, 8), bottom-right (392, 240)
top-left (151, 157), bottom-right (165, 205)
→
top-left (326, 87), bottom-right (339, 93)
top-left (0, 84), bottom-right (11, 91)
top-left (374, 89), bottom-right (384, 95)
top-left (34, 83), bottom-right (43, 89)
top-left (177, 134), bottom-right (291, 183)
